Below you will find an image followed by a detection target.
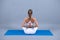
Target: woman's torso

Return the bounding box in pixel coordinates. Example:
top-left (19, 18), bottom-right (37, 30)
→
top-left (24, 17), bottom-right (35, 28)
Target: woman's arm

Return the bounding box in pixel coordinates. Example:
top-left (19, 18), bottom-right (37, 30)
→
top-left (21, 18), bottom-right (26, 27)
top-left (34, 18), bottom-right (38, 27)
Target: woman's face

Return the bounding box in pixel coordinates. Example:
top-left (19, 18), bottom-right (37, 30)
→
top-left (28, 11), bottom-right (32, 18)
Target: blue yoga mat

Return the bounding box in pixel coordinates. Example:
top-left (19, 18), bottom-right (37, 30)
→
top-left (5, 30), bottom-right (53, 36)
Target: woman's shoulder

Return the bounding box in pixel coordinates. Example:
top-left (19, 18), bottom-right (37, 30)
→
top-left (24, 17), bottom-right (28, 20)
top-left (24, 17), bottom-right (36, 20)
top-left (32, 17), bottom-right (36, 20)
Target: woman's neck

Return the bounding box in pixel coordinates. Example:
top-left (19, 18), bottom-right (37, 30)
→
top-left (28, 17), bottom-right (32, 20)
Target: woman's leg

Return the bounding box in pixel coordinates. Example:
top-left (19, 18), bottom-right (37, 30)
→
top-left (22, 27), bottom-right (38, 34)
top-left (34, 27), bottom-right (38, 31)
top-left (29, 27), bottom-right (38, 34)
top-left (22, 27), bottom-right (31, 34)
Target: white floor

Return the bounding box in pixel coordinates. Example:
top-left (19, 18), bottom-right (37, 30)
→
top-left (0, 24), bottom-right (60, 40)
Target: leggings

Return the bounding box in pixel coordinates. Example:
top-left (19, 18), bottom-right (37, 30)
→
top-left (22, 27), bottom-right (38, 34)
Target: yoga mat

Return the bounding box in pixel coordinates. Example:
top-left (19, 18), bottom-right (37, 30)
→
top-left (5, 30), bottom-right (53, 36)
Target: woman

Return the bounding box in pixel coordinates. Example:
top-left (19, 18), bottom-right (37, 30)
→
top-left (21, 9), bottom-right (38, 34)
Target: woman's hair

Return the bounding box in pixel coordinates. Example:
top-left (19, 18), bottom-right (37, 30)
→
top-left (28, 9), bottom-right (33, 14)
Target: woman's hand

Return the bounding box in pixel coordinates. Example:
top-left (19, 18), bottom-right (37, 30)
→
top-left (28, 23), bottom-right (32, 28)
